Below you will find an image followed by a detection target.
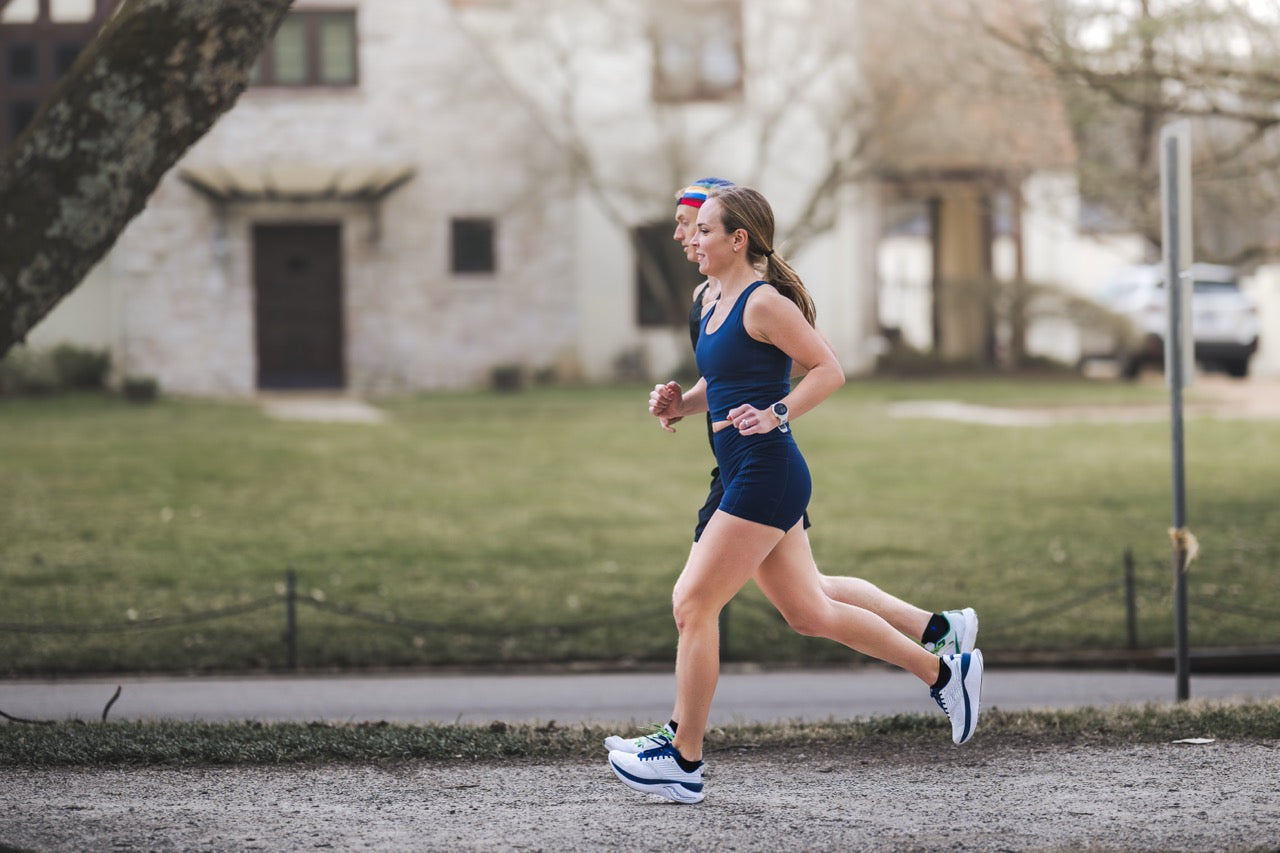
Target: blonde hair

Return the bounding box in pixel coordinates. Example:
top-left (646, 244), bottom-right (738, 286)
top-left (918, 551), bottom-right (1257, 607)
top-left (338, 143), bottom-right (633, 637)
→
top-left (708, 185), bottom-right (816, 326)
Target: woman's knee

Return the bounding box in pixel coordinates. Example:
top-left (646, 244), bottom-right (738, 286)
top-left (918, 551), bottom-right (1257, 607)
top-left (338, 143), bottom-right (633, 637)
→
top-left (777, 601), bottom-right (829, 638)
top-left (672, 585), bottom-right (719, 632)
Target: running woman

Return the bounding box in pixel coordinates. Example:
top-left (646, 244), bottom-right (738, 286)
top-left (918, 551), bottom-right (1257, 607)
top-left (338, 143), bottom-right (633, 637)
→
top-left (604, 179), bottom-right (978, 760)
top-left (608, 185), bottom-right (983, 805)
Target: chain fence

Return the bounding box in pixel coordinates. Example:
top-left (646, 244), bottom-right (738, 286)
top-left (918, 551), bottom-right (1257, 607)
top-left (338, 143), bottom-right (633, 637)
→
top-left (0, 552), bottom-right (1271, 670)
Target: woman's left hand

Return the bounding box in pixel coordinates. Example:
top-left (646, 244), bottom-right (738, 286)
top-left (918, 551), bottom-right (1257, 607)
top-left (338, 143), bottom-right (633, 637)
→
top-left (727, 403), bottom-right (778, 435)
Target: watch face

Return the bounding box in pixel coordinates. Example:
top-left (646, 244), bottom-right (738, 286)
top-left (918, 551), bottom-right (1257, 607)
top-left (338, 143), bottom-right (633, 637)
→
top-left (773, 402), bottom-right (788, 417)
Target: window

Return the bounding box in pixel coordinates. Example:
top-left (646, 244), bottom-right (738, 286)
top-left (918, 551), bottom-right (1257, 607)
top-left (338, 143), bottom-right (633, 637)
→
top-left (451, 218), bottom-right (496, 274)
top-left (53, 40), bottom-right (85, 76)
top-left (0, 0), bottom-right (120, 144)
top-left (0, 0), bottom-right (39, 24)
top-left (651, 0), bottom-right (742, 102)
top-left (5, 43), bottom-right (38, 82)
top-left (318, 15), bottom-right (356, 84)
top-left (50, 0), bottom-right (96, 23)
top-left (252, 10), bottom-right (358, 87)
top-left (634, 222), bottom-right (703, 328)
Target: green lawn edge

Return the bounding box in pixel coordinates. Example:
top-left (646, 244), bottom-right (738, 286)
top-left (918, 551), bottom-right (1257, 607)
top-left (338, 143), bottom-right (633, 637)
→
top-left (3, 699), bottom-right (1277, 768)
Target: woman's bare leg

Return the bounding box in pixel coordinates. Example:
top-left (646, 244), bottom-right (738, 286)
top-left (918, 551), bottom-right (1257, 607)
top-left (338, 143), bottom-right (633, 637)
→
top-left (755, 530), bottom-right (940, 684)
top-left (653, 544), bottom-right (935, 740)
top-left (669, 511), bottom-right (784, 762)
top-left (663, 540), bottom-right (701, 728)
top-left (816, 572), bottom-right (932, 640)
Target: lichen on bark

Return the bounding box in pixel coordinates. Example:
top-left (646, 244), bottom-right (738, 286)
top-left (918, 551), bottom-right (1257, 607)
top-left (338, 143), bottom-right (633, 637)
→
top-left (0, 0), bottom-right (294, 354)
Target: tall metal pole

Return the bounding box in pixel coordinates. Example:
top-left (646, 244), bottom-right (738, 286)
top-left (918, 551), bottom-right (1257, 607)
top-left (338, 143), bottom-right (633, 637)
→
top-left (1161, 123), bottom-right (1191, 701)
top-left (286, 567), bottom-right (298, 672)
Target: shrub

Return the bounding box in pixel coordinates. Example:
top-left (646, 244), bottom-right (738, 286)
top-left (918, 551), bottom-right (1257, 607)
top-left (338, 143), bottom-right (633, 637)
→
top-left (51, 344), bottom-right (111, 390)
top-left (0, 347), bottom-right (59, 395)
top-left (0, 344), bottom-right (111, 395)
top-left (491, 364), bottom-right (524, 392)
top-left (121, 376), bottom-right (159, 403)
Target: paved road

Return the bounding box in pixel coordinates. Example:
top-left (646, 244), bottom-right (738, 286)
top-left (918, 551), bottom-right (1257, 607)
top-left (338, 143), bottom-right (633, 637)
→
top-left (4, 666), bottom-right (1278, 726)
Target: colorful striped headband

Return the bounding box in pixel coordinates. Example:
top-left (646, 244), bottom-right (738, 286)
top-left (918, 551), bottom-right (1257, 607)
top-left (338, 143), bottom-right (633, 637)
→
top-left (675, 177), bottom-right (734, 208)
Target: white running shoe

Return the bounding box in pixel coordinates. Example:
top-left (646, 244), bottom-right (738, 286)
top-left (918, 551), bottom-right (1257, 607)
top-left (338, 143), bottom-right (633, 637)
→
top-left (608, 744), bottom-right (704, 804)
top-left (931, 649), bottom-right (983, 745)
top-left (925, 607), bottom-right (979, 656)
top-left (603, 723), bottom-right (675, 755)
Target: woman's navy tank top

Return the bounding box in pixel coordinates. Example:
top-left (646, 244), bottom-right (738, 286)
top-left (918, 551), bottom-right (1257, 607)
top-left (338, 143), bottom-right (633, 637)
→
top-left (695, 280), bottom-right (792, 423)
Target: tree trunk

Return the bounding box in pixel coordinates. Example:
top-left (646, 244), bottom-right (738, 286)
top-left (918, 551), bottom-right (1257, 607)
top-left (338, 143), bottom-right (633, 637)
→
top-left (0, 0), bottom-right (294, 356)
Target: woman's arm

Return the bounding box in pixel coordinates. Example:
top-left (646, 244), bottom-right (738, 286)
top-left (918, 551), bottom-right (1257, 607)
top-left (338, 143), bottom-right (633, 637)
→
top-left (730, 287), bottom-right (844, 433)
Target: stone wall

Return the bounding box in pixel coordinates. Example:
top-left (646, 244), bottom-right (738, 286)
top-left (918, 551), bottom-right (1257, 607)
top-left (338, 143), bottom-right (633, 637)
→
top-left (102, 0), bottom-right (579, 396)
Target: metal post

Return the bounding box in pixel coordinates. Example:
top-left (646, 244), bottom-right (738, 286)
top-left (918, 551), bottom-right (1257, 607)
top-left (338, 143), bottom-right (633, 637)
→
top-left (1124, 548), bottom-right (1138, 651)
top-left (1161, 127), bottom-right (1191, 702)
top-left (285, 568), bottom-right (298, 672)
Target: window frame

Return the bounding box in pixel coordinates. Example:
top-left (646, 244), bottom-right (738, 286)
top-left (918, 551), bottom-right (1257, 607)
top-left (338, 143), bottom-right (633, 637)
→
top-left (650, 0), bottom-right (744, 104)
top-left (252, 8), bottom-right (359, 89)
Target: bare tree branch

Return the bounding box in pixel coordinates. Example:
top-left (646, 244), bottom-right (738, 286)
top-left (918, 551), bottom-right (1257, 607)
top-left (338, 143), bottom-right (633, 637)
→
top-left (971, 0), bottom-right (1280, 265)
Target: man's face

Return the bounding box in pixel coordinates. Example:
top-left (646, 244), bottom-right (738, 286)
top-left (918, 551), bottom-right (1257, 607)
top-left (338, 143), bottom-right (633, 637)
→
top-left (672, 203), bottom-right (700, 263)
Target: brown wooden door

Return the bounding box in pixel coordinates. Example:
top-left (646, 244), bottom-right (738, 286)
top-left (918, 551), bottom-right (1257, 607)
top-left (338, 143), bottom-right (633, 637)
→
top-left (253, 223), bottom-right (345, 389)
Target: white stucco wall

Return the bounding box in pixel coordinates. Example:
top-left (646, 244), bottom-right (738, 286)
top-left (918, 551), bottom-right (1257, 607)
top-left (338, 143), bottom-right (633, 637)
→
top-left (23, 261), bottom-right (118, 353)
top-left (459, 0), bottom-right (880, 381)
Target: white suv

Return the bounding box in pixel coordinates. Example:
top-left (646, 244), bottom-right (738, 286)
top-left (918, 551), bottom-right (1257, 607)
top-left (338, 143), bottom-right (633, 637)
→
top-left (1093, 262), bottom-right (1260, 379)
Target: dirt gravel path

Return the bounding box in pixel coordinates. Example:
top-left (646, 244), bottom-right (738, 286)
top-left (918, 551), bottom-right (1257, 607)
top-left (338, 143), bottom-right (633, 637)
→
top-left (4, 738), bottom-right (1278, 851)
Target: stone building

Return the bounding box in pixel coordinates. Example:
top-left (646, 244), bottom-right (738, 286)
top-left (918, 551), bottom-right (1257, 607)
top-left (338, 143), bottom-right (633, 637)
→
top-left (8, 0), bottom-right (1089, 396)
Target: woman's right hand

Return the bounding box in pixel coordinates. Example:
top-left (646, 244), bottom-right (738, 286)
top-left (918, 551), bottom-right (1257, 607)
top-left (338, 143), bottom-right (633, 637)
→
top-left (649, 381), bottom-right (684, 432)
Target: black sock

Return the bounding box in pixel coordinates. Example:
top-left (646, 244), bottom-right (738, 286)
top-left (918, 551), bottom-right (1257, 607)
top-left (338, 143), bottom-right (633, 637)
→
top-left (672, 747), bottom-right (702, 773)
top-left (931, 659), bottom-right (951, 690)
top-left (921, 613), bottom-right (950, 645)
top-left (667, 719), bottom-right (679, 734)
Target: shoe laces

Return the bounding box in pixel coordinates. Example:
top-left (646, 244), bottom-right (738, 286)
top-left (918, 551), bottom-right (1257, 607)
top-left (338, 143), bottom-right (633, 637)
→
top-left (635, 723), bottom-right (673, 748)
top-left (931, 667), bottom-right (961, 714)
top-left (639, 744), bottom-right (676, 762)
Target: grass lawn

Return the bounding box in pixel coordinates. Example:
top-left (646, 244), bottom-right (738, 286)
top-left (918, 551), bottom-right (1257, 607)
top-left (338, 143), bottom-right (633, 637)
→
top-left (1, 377), bottom-right (1276, 674)
top-left (3, 700), bottom-right (1278, 767)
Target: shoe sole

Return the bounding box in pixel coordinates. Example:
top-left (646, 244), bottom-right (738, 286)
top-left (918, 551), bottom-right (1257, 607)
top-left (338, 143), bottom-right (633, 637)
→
top-left (956, 649), bottom-right (984, 745)
top-left (609, 758), bottom-right (704, 804)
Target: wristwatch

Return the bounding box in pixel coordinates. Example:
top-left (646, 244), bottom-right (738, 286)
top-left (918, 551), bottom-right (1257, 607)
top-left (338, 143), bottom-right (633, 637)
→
top-left (771, 401), bottom-right (790, 433)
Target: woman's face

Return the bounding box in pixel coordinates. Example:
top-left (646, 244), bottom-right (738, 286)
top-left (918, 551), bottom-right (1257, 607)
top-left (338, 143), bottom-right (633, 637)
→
top-left (672, 203), bottom-right (699, 263)
top-left (691, 198), bottom-right (738, 277)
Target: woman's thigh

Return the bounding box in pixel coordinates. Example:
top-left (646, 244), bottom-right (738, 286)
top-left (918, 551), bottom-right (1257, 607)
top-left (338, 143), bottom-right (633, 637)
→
top-left (752, 525), bottom-right (831, 620)
top-left (673, 510), bottom-right (784, 617)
